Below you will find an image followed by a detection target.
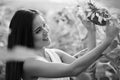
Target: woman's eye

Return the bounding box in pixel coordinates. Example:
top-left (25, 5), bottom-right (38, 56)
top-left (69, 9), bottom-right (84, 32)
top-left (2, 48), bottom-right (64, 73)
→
top-left (34, 27), bottom-right (42, 34)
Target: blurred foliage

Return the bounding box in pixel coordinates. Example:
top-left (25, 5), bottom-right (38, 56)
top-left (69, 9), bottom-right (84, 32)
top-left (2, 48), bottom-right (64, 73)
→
top-left (46, 6), bottom-right (106, 55)
top-left (0, 1), bottom-right (107, 55)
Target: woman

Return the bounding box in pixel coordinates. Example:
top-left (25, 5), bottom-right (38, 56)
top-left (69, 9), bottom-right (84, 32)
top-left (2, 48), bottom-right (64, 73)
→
top-left (4, 9), bottom-right (119, 80)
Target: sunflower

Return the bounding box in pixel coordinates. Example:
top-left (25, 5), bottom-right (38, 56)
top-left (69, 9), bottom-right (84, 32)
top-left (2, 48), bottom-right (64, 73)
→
top-left (85, 2), bottom-right (111, 26)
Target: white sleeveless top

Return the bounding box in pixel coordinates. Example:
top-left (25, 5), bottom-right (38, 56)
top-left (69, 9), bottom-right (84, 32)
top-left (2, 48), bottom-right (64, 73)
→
top-left (36, 48), bottom-right (70, 80)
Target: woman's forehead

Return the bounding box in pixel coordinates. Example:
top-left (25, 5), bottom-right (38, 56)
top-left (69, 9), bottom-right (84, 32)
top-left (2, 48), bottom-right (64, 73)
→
top-left (39, 15), bottom-right (45, 22)
top-left (33, 15), bottom-right (45, 28)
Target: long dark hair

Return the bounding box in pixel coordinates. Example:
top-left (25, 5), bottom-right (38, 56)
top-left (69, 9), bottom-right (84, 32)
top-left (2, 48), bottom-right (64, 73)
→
top-left (6, 9), bottom-right (39, 80)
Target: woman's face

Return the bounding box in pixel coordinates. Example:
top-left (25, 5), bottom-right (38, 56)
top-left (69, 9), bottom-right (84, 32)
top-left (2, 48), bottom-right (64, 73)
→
top-left (33, 15), bottom-right (50, 49)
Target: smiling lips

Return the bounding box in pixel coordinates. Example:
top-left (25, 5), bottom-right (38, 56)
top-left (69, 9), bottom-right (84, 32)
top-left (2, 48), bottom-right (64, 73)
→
top-left (42, 37), bottom-right (49, 41)
top-left (42, 34), bottom-right (49, 41)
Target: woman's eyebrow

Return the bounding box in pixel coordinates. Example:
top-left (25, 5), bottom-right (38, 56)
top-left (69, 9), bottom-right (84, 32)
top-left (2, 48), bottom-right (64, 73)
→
top-left (33, 21), bottom-right (46, 31)
top-left (33, 26), bottom-right (41, 32)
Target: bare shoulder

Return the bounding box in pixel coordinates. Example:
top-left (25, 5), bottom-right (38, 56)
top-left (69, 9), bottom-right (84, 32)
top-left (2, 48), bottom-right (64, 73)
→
top-left (23, 57), bottom-right (47, 67)
top-left (46, 48), bottom-right (68, 57)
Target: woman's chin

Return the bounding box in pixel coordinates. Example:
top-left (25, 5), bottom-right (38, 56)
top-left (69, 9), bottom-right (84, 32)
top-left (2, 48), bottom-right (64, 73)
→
top-left (44, 40), bottom-right (51, 47)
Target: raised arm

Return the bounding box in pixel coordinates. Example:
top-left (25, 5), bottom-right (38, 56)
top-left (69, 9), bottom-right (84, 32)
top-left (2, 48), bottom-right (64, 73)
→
top-left (74, 16), bottom-right (96, 58)
top-left (81, 20), bottom-right (96, 51)
top-left (23, 20), bottom-right (119, 78)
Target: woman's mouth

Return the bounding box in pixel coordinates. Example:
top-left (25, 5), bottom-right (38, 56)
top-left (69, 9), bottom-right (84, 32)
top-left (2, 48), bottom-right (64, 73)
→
top-left (42, 37), bottom-right (49, 41)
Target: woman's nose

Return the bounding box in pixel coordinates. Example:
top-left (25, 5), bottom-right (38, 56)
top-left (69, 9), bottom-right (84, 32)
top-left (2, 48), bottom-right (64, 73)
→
top-left (43, 28), bottom-right (49, 36)
top-left (43, 24), bottom-right (49, 33)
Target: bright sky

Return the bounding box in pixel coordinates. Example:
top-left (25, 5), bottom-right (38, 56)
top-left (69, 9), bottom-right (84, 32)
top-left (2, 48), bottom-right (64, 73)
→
top-left (6, 0), bottom-right (77, 11)
top-left (5, 0), bottom-right (120, 11)
top-left (96, 0), bottom-right (120, 9)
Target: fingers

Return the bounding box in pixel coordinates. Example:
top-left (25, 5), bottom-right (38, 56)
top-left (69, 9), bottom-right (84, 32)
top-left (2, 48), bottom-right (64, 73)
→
top-left (78, 14), bottom-right (85, 24)
top-left (107, 18), bottom-right (120, 30)
top-left (78, 14), bottom-right (89, 24)
top-left (106, 20), bottom-right (110, 27)
top-left (105, 19), bottom-right (120, 41)
top-left (0, 47), bottom-right (37, 62)
top-left (107, 18), bottom-right (120, 28)
top-left (109, 40), bottom-right (118, 49)
top-left (13, 46), bottom-right (40, 60)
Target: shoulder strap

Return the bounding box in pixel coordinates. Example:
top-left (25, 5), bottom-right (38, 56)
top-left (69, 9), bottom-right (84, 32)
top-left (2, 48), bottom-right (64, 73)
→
top-left (45, 49), bottom-right (62, 63)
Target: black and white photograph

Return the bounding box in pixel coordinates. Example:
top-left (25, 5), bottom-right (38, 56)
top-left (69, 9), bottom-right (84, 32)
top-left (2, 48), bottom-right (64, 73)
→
top-left (0, 0), bottom-right (120, 80)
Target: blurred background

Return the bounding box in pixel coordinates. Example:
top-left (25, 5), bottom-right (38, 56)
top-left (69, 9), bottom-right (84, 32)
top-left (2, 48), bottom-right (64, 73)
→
top-left (0, 0), bottom-right (87, 55)
top-left (0, 0), bottom-right (120, 55)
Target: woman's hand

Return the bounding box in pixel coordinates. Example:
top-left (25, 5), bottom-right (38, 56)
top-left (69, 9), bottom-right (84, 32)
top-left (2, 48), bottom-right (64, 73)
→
top-left (0, 46), bottom-right (38, 62)
top-left (10, 46), bottom-right (38, 61)
top-left (83, 20), bottom-right (96, 32)
top-left (78, 14), bottom-right (96, 51)
top-left (109, 40), bottom-right (118, 50)
top-left (78, 15), bottom-right (96, 32)
top-left (105, 19), bottom-right (120, 41)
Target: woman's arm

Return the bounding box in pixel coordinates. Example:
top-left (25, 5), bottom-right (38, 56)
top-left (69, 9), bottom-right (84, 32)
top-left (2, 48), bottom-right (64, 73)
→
top-left (23, 58), bottom-right (74, 78)
top-left (24, 31), bottom-right (119, 78)
top-left (74, 21), bottom-right (96, 58)
top-left (83, 21), bottom-right (96, 51)
top-left (102, 39), bottom-right (118, 54)
top-left (23, 20), bottom-right (119, 78)
top-left (74, 48), bottom-right (88, 58)
top-left (55, 21), bottom-right (96, 64)
top-left (23, 38), bottom-right (112, 78)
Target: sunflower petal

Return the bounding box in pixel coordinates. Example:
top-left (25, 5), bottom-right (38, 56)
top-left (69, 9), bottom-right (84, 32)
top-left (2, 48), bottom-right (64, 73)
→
top-left (86, 9), bottom-right (91, 12)
top-left (98, 16), bottom-right (103, 24)
top-left (87, 12), bottom-right (92, 17)
top-left (103, 18), bottom-right (107, 21)
top-left (91, 13), bottom-right (95, 20)
top-left (96, 13), bottom-right (99, 17)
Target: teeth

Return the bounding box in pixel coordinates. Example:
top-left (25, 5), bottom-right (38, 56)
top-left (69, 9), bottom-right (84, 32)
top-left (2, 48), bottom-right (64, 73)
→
top-left (44, 37), bottom-right (48, 39)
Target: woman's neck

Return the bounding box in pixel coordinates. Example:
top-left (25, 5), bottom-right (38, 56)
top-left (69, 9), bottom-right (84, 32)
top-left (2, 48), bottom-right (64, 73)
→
top-left (34, 47), bottom-right (46, 58)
